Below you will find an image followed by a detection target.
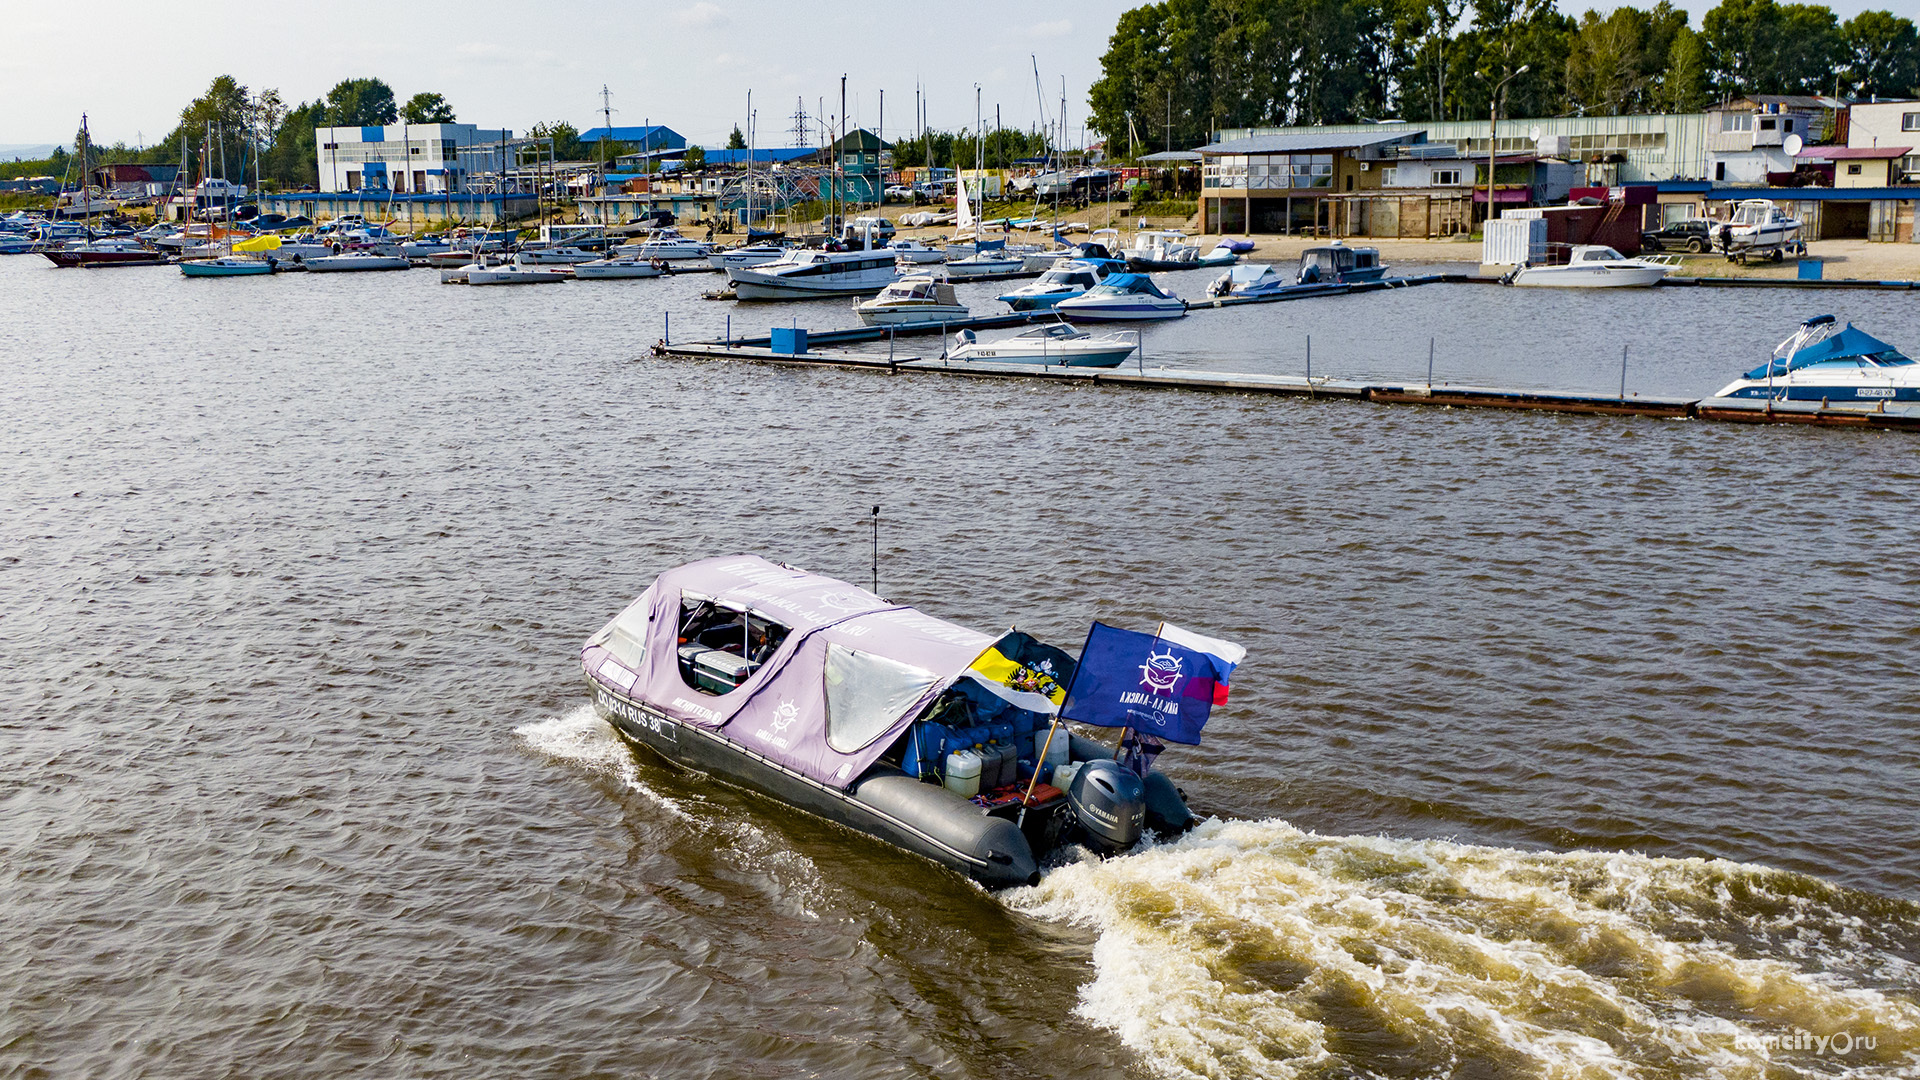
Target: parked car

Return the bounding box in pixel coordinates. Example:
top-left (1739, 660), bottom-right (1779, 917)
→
top-left (1640, 219), bottom-right (1714, 253)
top-left (883, 185), bottom-right (915, 203)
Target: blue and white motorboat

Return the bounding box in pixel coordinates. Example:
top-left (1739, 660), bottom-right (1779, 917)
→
top-left (948, 321), bottom-right (1139, 367)
top-left (1713, 316), bottom-right (1920, 403)
top-left (1205, 262), bottom-right (1291, 298)
top-left (1053, 273), bottom-right (1187, 321)
top-left (1296, 241), bottom-right (1389, 284)
top-left (996, 258), bottom-right (1126, 311)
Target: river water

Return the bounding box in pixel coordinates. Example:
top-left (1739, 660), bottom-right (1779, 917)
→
top-left (2, 254), bottom-right (1916, 1079)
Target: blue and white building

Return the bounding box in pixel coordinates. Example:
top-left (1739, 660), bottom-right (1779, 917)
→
top-left (315, 124), bottom-right (512, 194)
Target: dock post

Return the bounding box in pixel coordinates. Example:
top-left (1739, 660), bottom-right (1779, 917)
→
top-left (1620, 344), bottom-right (1628, 401)
top-left (726, 314), bottom-right (731, 349)
top-left (1306, 335), bottom-right (1314, 400)
top-left (665, 311), bottom-right (670, 346)
top-left (1428, 337), bottom-right (1435, 388)
top-left (889, 325), bottom-right (895, 361)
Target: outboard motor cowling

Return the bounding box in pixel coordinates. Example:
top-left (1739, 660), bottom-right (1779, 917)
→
top-left (1067, 759), bottom-right (1146, 853)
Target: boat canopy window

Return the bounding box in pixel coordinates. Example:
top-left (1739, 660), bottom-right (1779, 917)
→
top-left (675, 594), bottom-right (792, 696)
top-left (1581, 247), bottom-right (1624, 261)
top-left (823, 642), bottom-right (941, 752)
top-left (589, 599), bottom-right (651, 670)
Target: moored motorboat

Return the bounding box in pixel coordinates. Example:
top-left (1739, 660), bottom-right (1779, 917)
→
top-left (884, 238), bottom-right (946, 265)
top-left (581, 556), bottom-right (1216, 887)
top-left (573, 254), bottom-right (667, 279)
top-left (943, 239), bottom-right (1027, 279)
top-left (40, 238), bottom-right (168, 268)
top-left (303, 252), bottom-right (410, 273)
top-left (727, 247), bottom-right (900, 300)
top-left (855, 275), bottom-right (969, 326)
top-left (707, 244), bottom-right (788, 270)
top-left (466, 258), bottom-right (573, 285)
top-left (1055, 273), bottom-right (1187, 321)
top-left (180, 255), bottom-right (277, 277)
top-left (996, 258), bottom-right (1126, 311)
top-left (948, 321), bottom-right (1139, 367)
top-left (1206, 262), bottom-right (1295, 298)
top-left (612, 227), bottom-right (714, 260)
top-left (1506, 245), bottom-right (1676, 288)
top-left (1295, 241), bottom-right (1387, 284)
top-left (1713, 315), bottom-right (1920, 403)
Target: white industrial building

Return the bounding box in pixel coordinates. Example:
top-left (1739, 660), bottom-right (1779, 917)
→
top-left (315, 123), bottom-right (512, 195)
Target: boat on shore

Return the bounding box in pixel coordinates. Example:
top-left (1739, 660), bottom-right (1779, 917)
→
top-left (1506, 245), bottom-right (1677, 288)
top-left (1713, 315), bottom-right (1919, 403)
top-left (581, 556), bottom-right (1198, 888)
top-left (1714, 199), bottom-right (1802, 253)
top-left (948, 321), bottom-right (1139, 367)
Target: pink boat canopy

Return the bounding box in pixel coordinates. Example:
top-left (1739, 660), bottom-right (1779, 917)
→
top-left (581, 556), bottom-right (996, 790)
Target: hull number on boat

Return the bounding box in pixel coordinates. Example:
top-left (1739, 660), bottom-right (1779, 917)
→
top-left (1859, 387), bottom-right (1896, 398)
top-left (596, 688), bottom-right (677, 741)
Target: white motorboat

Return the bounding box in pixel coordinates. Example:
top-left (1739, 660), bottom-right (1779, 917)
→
top-left (613, 228), bottom-right (713, 260)
top-left (1206, 262), bottom-right (1292, 298)
top-left (947, 321), bottom-right (1139, 367)
top-left (304, 252), bottom-right (410, 273)
top-left (855, 276), bottom-right (970, 326)
top-left (726, 247), bottom-right (900, 300)
top-left (885, 238), bottom-right (947, 265)
top-left (179, 255), bottom-right (277, 277)
top-left (1123, 230), bottom-right (1203, 271)
top-left (1713, 315), bottom-right (1920, 403)
top-left (1714, 200), bottom-right (1802, 252)
top-left (515, 245), bottom-right (599, 265)
top-left (707, 244), bottom-right (788, 270)
top-left (1506, 245), bottom-right (1677, 288)
top-left (573, 255), bottom-right (667, 279)
top-left (1054, 273), bottom-right (1188, 321)
top-left (944, 241), bottom-right (1026, 279)
top-left (996, 259), bottom-right (1127, 311)
top-left (467, 259), bottom-right (573, 285)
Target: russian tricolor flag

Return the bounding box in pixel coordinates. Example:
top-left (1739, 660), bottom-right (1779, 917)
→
top-left (1061, 620), bottom-right (1246, 745)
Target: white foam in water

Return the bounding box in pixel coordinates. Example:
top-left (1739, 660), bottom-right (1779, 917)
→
top-left (515, 704), bottom-right (695, 822)
top-left (1008, 818), bottom-right (1920, 1080)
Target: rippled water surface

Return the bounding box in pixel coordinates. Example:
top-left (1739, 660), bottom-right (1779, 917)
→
top-left (3, 255), bottom-right (1917, 1079)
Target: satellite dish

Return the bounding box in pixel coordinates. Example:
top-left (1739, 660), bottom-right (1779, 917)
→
top-left (1529, 125), bottom-right (1543, 143)
top-left (1784, 133), bottom-right (1803, 156)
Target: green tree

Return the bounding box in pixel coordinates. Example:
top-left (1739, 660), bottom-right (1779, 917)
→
top-left (1838, 10), bottom-right (1920, 100)
top-left (528, 121), bottom-right (584, 160)
top-left (323, 78), bottom-right (398, 126)
top-left (400, 91), bottom-right (456, 124)
top-left (683, 145), bottom-right (707, 170)
top-left (262, 100), bottom-right (325, 189)
top-left (1701, 0), bottom-right (1842, 98)
top-left (158, 75), bottom-right (254, 180)
top-left (1657, 26), bottom-right (1713, 112)
top-left (726, 125), bottom-right (748, 149)
top-left (1564, 2), bottom-right (1687, 116)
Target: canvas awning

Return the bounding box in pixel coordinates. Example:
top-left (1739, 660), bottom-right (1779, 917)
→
top-left (583, 556), bottom-right (995, 789)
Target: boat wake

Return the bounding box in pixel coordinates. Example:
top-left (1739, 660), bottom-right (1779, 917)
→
top-left (514, 706), bottom-right (830, 919)
top-left (1006, 818), bottom-right (1920, 1080)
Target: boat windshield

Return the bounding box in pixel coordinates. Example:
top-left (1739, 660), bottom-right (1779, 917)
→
top-left (1579, 247), bottom-right (1625, 261)
top-left (1744, 322), bottom-right (1912, 379)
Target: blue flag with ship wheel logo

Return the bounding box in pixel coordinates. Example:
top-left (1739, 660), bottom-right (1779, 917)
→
top-left (1059, 621), bottom-right (1244, 745)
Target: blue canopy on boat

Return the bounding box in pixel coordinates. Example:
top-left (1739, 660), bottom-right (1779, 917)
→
top-left (1745, 324), bottom-right (1913, 380)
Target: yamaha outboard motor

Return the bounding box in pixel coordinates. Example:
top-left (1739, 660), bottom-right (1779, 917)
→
top-left (1067, 759), bottom-right (1146, 854)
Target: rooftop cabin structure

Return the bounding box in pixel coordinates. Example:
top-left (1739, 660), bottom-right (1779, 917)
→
top-left (1706, 95), bottom-right (1849, 185)
top-left (1195, 129), bottom-right (1575, 238)
top-left (316, 123), bottom-right (512, 195)
top-left (577, 125), bottom-right (685, 157)
top-left (825, 128), bottom-right (890, 205)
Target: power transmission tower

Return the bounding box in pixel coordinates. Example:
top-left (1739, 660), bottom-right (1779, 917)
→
top-left (790, 97), bottom-right (810, 148)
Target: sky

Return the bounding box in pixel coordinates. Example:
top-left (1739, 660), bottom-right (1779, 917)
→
top-left (2, 0), bottom-right (1905, 151)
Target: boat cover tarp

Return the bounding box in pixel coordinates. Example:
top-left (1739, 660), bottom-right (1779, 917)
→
top-left (1747, 324), bottom-right (1908, 379)
top-left (582, 556), bottom-right (994, 790)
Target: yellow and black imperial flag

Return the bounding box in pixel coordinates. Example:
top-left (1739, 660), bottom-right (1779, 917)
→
top-left (962, 631), bottom-right (1078, 714)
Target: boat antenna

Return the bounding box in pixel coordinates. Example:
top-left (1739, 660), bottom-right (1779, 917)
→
top-left (870, 505), bottom-right (880, 594)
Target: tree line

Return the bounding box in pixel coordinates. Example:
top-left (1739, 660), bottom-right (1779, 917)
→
top-left (1087, 0), bottom-right (1920, 153)
top-left (5, 76), bottom-right (592, 190)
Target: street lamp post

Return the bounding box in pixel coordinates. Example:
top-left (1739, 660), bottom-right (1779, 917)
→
top-left (1486, 64), bottom-right (1529, 228)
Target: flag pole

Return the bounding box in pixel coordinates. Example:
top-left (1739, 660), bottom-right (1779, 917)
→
top-left (1019, 621), bottom-right (1099, 826)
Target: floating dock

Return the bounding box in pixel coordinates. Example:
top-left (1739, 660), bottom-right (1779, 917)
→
top-left (651, 341), bottom-right (1920, 431)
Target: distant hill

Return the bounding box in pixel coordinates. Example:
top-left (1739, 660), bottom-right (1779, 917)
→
top-left (0, 144), bottom-right (60, 161)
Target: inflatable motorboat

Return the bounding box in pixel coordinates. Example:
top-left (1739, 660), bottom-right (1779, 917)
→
top-left (580, 556), bottom-right (1201, 887)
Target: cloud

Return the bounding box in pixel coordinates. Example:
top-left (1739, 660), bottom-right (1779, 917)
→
top-left (1027, 19), bottom-right (1073, 38)
top-left (676, 2), bottom-right (730, 28)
